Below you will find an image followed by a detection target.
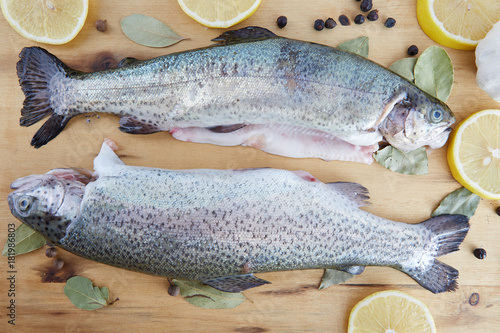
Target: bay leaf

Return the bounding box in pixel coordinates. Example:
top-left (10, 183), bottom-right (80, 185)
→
top-left (338, 37), bottom-right (369, 58)
top-left (64, 276), bottom-right (109, 311)
top-left (431, 187), bottom-right (480, 218)
top-left (374, 146), bottom-right (428, 175)
top-left (121, 14), bottom-right (185, 48)
top-left (414, 46), bottom-right (454, 102)
top-left (318, 269), bottom-right (354, 290)
top-left (2, 224), bottom-right (46, 257)
top-left (172, 279), bottom-right (246, 309)
top-left (389, 57), bottom-right (418, 82)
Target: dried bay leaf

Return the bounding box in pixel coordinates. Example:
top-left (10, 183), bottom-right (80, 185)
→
top-left (121, 14), bottom-right (186, 48)
top-left (319, 269), bottom-right (355, 290)
top-left (338, 37), bottom-right (369, 58)
top-left (172, 279), bottom-right (246, 309)
top-left (374, 146), bottom-right (428, 175)
top-left (431, 187), bottom-right (480, 218)
top-left (64, 276), bottom-right (110, 311)
top-left (389, 57), bottom-right (418, 82)
top-left (2, 224), bottom-right (46, 257)
top-left (414, 46), bottom-right (454, 102)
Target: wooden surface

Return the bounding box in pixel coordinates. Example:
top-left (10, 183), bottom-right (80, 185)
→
top-left (1, 0), bottom-right (500, 332)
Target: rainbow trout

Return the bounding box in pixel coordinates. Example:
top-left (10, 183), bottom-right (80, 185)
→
top-left (8, 142), bottom-right (469, 293)
top-left (17, 27), bottom-right (454, 164)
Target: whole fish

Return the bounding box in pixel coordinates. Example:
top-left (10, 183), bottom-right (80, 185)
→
top-left (17, 27), bottom-right (454, 164)
top-left (8, 142), bottom-right (469, 294)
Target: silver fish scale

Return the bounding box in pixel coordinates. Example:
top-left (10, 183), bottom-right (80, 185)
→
top-left (63, 38), bottom-right (412, 135)
top-left (59, 167), bottom-right (434, 281)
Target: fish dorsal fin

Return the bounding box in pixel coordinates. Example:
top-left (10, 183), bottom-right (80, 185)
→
top-left (203, 274), bottom-right (271, 293)
top-left (117, 57), bottom-right (141, 68)
top-left (211, 26), bottom-right (277, 45)
top-left (327, 182), bottom-right (370, 207)
top-left (93, 141), bottom-right (125, 174)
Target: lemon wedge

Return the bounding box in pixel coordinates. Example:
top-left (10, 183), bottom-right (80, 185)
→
top-left (0, 0), bottom-right (88, 45)
top-left (348, 290), bottom-right (437, 333)
top-left (177, 0), bottom-right (261, 28)
top-left (448, 109), bottom-right (500, 200)
top-left (417, 0), bottom-right (500, 50)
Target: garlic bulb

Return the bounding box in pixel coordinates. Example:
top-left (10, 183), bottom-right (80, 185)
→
top-left (476, 21), bottom-right (500, 102)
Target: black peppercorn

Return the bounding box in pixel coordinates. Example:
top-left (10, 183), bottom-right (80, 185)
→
top-left (45, 247), bottom-right (57, 258)
top-left (53, 258), bottom-right (65, 270)
top-left (314, 19), bottom-right (325, 31)
top-left (407, 45), bottom-right (419, 56)
top-left (496, 206), bottom-right (500, 216)
top-left (277, 16), bottom-right (287, 29)
top-left (95, 19), bottom-right (107, 32)
top-left (325, 18), bottom-right (337, 29)
top-left (168, 284), bottom-right (180, 297)
top-left (339, 15), bottom-right (350, 26)
top-left (367, 10), bottom-right (379, 21)
top-left (473, 248), bottom-right (487, 259)
top-left (360, 0), bottom-right (373, 12)
top-left (354, 14), bottom-right (365, 25)
top-left (385, 17), bottom-right (396, 28)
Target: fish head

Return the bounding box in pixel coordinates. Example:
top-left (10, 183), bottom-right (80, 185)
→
top-left (380, 91), bottom-right (455, 152)
top-left (8, 168), bottom-right (93, 244)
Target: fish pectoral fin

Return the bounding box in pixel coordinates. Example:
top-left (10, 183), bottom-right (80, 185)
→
top-left (118, 116), bottom-right (162, 134)
top-left (207, 124), bottom-right (247, 133)
top-left (203, 274), bottom-right (271, 293)
top-left (338, 265), bottom-right (365, 275)
top-left (211, 26), bottom-right (277, 45)
top-left (326, 182), bottom-right (370, 207)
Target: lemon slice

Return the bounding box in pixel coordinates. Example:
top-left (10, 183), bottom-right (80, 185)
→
top-left (0, 0), bottom-right (88, 45)
top-left (417, 0), bottom-right (500, 50)
top-left (348, 290), bottom-right (436, 333)
top-left (447, 109), bottom-right (500, 199)
top-left (177, 0), bottom-right (261, 28)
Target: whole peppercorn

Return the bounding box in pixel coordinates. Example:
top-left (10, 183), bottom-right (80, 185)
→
top-left (45, 247), bottom-right (57, 258)
top-left (314, 19), bottom-right (325, 31)
top-left (407, 45), bottom-right (419, 56)
top-left (367, 10), bottom-right (379, 21)
top-left (325, 18), bottom-right (337, 29)
top-left (95, 19), bottom-right (107, 32)
top-left (339, 15), bottom-right (350, 26)
top-left (168, 284), bottom-right (180, 297)
top-left (473, 248), bottom-right (487, 259)
top-left (360, 0), bottom-right (373, 12)
top-left (496, 206), bottom-right (500, 216)
top-left (385, 17), bottom-right (396, 28)
top-left (277, 16), bottom-right (287, 29)
top-left (354, 14), bottom-right (365, 25)
top-left (53, 258), bottom-right (65, 270)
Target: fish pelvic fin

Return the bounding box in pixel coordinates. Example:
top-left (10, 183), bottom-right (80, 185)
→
top-left (17, 47), bottom-right (81, 148)
top-left (203, 274), bottom-right (271, 293)
top-left (327, 182), bottom-right (370, 207)
top-left (402, 214), bottom-right (470, 293)
top-left (211, 26), bottom-right (277, 45)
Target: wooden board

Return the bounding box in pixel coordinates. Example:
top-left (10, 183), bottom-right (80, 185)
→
top-left (1, 0), bottom-right (500, 331)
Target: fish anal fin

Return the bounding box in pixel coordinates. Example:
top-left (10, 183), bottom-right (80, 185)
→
top-left (203, 274), bottom-right (271, 293)
top-left (327, 182), bottom-right (370, 207)
top-left (211, 27), bottom-right (277, 45)
top-left (118, 116), bottom-right (162, 134)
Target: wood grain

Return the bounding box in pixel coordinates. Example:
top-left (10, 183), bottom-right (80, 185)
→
top-left (1, 0), bottom-right (499, 332)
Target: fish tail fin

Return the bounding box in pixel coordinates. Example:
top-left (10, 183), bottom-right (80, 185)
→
top-left (401, 214), bottom-right (470, 293)
top-left (17, 47), bottom-right (80, 148)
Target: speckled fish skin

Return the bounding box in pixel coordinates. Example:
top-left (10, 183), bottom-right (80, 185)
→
top-left (18, 27), bottom-right (454, 163)
top-left (8, 143), bottom-right (469, 294)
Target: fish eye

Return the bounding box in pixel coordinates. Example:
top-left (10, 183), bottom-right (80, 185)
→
top-left (430, 109), bottom-right (444, 123)
top-left (18, 196), bottom-right (33, 212)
